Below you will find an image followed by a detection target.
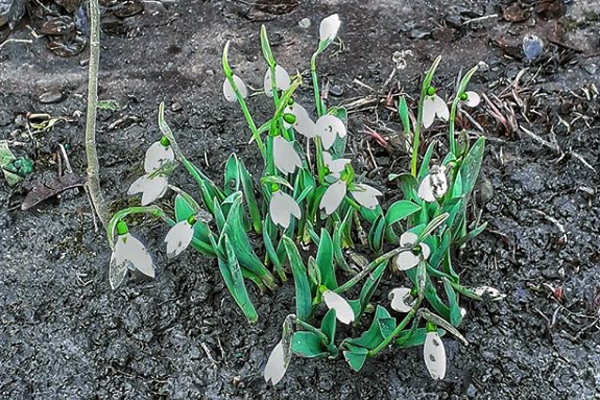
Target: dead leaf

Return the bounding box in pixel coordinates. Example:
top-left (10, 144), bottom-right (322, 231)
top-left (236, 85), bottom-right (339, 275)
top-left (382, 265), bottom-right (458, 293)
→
top-left (22, 173), bottom-right (85, 210)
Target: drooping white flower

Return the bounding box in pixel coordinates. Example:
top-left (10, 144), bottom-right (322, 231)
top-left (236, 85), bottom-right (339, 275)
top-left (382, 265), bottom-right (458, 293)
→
top-left (319, 14), bottom-right (341, 44)
top-left (273, 136), bottom-right (302, 175)
top-left (283, 102), bottom-right (316, 138)
top-left (264, 341), bottom-right (289, 385)
top-left (422, 90), bottom-right (449, 128)
top-left (164, 219), bottom-right (195, 258)
top-left (418, 165), bottom-right (448, 203)
top-left (323, 290), bottom-right (355, 325)
top-left (128, 174), bottom-right (169, 206)
top-left (264, 65), bottom-right (291, 97)
top-left (394, 232), bottom-right (431, 271)
top-left (269, 190), bottom-right (301, 229)
top-left (388, 287), bottom-right (416, 313)
top-left (144, 140), bottom-right (174, 173)
top-left (223, 74), bottom-right (248, 102)
top-left (322, 151), bottom-right (350, 179)
top-left (424, 331), bottom-right (446, 380)
top-left (460, 91), bottom-right (480, 107)
top-left (320, 179), bottom-right (347, 215)
top-left (350, 184), bottom-right (382, 210)
top-left (111, 232), bottom-right (155, 279)
top-left (315, 114), bottom-right (347, 149)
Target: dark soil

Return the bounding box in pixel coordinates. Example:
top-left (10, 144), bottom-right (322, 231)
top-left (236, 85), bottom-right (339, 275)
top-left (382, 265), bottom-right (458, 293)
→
top-left (1, 0), bottom-right (599, 399)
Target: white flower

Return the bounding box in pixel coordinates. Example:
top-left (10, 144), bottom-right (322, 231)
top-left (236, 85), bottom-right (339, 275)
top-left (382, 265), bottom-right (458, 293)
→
top-left (319, 14), bottom-right (340, 44)
top-left (394, 232), bottom-right (430, 271)
top-left (110, 233), bottom-right (155, 278)
top-left (128, 174), bottom-right (169, 206)
top-left (264, 341), bottom-right (289, 385)
top-left (350, 184), bottom-right (382, 210)
top-left (460, 91), bottom-right (480, 107)
top-left (164, 219), bottom-right (195, 258)
top-left (424, 331), bottom-right (446, 380)
top-left (388, 287), bottom-right (416, 313)
top-left (418, 165), bottom-right (448, 202)
top-left (273, 136), bottom-right (302, 175)
top-left (223, 74), bottom-right (248, 102)
top-left (283, 102), bottom-right (316, 138)
top-left (423, 91), bottom-right (449, 128)
top-left (323, 290), bottom-right (355, 324)
top-left (144, 140), bottom-right (174, 173)
top-left (264, 65), bottom-right (291, 97)
top-left (315, 115), bottom-right (347, 149)
top-left (269, 190), bottom-right (301, 229)
top-left (320, 179), bottom-right (347, 215)
top-left (322, 151), bottom-right (350, 179)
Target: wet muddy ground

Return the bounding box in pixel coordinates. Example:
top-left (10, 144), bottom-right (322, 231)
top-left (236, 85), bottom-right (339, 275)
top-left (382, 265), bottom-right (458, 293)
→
top-left (1, 0), bottom-right (599, 399)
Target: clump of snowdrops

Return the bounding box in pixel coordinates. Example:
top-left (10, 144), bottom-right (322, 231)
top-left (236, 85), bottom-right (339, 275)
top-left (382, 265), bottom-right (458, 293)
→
top-left (107, 14), bottom-right (497, 383)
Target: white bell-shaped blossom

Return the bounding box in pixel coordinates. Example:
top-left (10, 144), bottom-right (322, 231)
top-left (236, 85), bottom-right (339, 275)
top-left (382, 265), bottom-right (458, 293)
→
top-left (273, 136), bottom-right (302, 175)
top-left (315, 114), bottom-right (347, 149)
top-left (394, 232), bottom-right (430, 271)
top-left (283, 102), bottom-right (316, 138)
top-left (269, 190), bottom-right (301, 229)
top-left (423, 91), bottom-right (449, 128)
top-left (223, 74), bottom-right (248, 102)
top-left (350, 184), bottom-right (382, 210)
top-left (320, 179), bottom-right (347, 215)
top-left (323, 151), bottom-right (350, 179)
top-left (264, 65), bottom-right (291, 97)
top-left (323, 290), bottom-right (355, 325)
top-left (110, 233), bottom-right (155, 278)
top-left (128, 174), bottom-right (169, 206)
top-left (164, 219), bottom-right (195, 258)
top-left (418, 165), bottom-right (447, 203)
top-left (319, 14), bottom-right (340, 44)
top-left (144, 140), bottom-right (174, 173)
top-left (460, 91), bottom-right (480, 107)
top-left (264, 341), bottom-right (289, 385)
top-left (424, 331), bottom-right (446, 380)
top-left (388, 287), bottom-right (416, 313)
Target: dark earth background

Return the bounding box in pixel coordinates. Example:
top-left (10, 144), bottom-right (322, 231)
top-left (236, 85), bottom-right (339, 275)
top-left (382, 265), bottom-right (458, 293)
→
top-left (1, 0), bottom-right (600, 398)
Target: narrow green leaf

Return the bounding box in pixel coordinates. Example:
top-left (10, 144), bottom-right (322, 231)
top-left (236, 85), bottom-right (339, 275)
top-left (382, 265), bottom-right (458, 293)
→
top-left (443, 278), bottom-right (463, 326)
top-left (320, 308), bottom-right (337, 346)
top-left (224, 153), bottom-right (240, 196)
top-left (316, 229), bottom-right (337, 289)
top-left (260, 25), bottom-right (276, 67)
top-left (368, 214), bottom-right (386, 254)
top-left (385, 200), bottom-right (421, 226)
top-left (345, 306), bottom-right (396, 350)
top-left (398, 95), bottom-right (410, 135)
top-left (283, 236), bottom-right (313, 321)
top-left (456, 222), bottom-right (488, 247)
top-left (350, 261), bottom-right (387, 318)
top-left (460, 136), bottom-right (485, 198)
top-left (418, 141), bottom-right (436, 180)
top-left (395, 328), bottom-right (445, 348)
top-left (238, 160), bottom-right (262, 234)
top-left (262, 220), bottom-right (286, 282)
top-left (343, 344), bottom-right (369, 372)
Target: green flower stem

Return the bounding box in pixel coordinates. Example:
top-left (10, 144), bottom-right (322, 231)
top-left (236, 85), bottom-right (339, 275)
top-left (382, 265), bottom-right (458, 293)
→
top-left (314, 137), bottom-right (326, 184)
top-left (344, 195), bottom-right (362, 211)
top-left (367, 298), bottom-right (423, 357)
top-left (448, 97), bottom-right (460, 156)
top-left (334, 248), bottom-right (402, 294)
top-left (310, 52), bottom-right (324, 118)
top-left (295, 318), bottom-right (330, 344)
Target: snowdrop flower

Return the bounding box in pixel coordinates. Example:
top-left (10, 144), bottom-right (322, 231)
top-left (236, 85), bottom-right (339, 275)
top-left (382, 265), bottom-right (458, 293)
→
top-left (110, 221), bottom-right (155, 279)
top-left (388, 287), bottom-right (416, 313)
top-left (223, 74), bottom-right (248, 102)
top-left (264, 341), bottom-right (289, 385)
top-left (273, 136), bottom-right (302, 175)
top-left (418, 165), bottom-right (447, 203)
top-left (422, 87), bottom-right (449, 128)
top-left (459, 91), bottom-right (480, 107)
top-left (323, 151), bottom-right (350, 179)
top-left (264, 65), bottom-right (291, 97)
top-left (283, 101), bottom-right (316, 138)
top-left (320, 178), bottom-right (382, 216)
top-left (315, 114), bottom-right (347, 149)
top-left (424, 330), bottom-right (446, 380)
top-left (144, 137), bottom-right (174, 173)
top-left (269, 190), bottom-right (301, 229)
top-left (319, 14), bottom-right (340, 45)
top-left (350, 184), bottom-right (382, 210)
top-left (394, 232), bottom-right (430, 271)
top-left (164, 217), bottom-right (196, 258)
top-left (323, 289), bottom-right (355, 324)
top-left (128, 173), bottom-right (169, 206)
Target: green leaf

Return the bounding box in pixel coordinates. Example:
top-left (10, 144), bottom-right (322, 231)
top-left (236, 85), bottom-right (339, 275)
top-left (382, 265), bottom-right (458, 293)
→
top-left (398, 95), bottom-right (410, 135)
top-left (443, 278), bottom-right (463, 326)
top-left (260, 175), bottom-right (294, 190)
top-left (224, 154), bottom-right (240, 196)
top-left (316, 229), bottom-right (337, 289)
top-left (456, 222), bottom-right (488, 247)
top-left (395, 328), bottom-right (445, 348)
top-left (238, 160), bottom-right (262, 234)
top-left (292, 331), bottom-right (328, 358)
top-left (418, 141), bottom-right (436, 180)
top-left (321, 308), bottom-right (337, 345)
top-left (262, 220), bottom-right (286, 282)
top-left (459, 136), bottom-right (485, 198)
top-left (429, 229), bottom-right (451, 269)
top-left (360, 205), bottom-right (383, 225)
top-left (328, 107), bottom-right (348, 158)
top-left (174, 194), bottom-right (211, 242)
top-left (222, 41), bottom-right (233, 77)
top-left (452, 169), bottom-right (463, 198)
top-left (385, 200), bottom-right (422, 226)
top-left (418, 212), bottom-right (449, 241)
top-left (389, 173), bottom-right (419, 202)
top-left (345, 306), bottom-right (396, 350)
top-left (260, 25), bottom-right (276, 68)
top-left (343, 343), bottom-right (369, 372)
top-left (283, 236), bottom-right (313, 321)
top-left (348, 261), bottom-right (387, 318)
top-left (307, 256), bottom-right (321, 289)
top-left (368, 214), bottom-right (386, 254)
top-left (332, 219), bottom-right (353, 275)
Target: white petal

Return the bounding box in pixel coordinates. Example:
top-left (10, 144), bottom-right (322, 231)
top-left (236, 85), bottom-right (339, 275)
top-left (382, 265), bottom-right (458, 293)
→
top-left (284, 103), bottom-right (316, 138)
top-left (389, 287), bottom-right (415, 313)
top-left (264, 341), bottom-right (288, 385)
top-left (118, 233), bottom-right (155, 278)
top-left (419, 167), bottom-right (447, 202)
top-left (420, 242), bottom-right (431, 260)
top-left (273, 136), bottom-right (302, 175)
top-left (319, 14), bottom-right (340, 43)
top-left (223, 75), bottom-right (248, 102)
top-left (269, 191), bottom-right (301, 229)
top-left (263, 66), bottom-right (290, 97)
top-left (394, 250), bottom-right (420, 271)
top-left (351, 184), bottom-right (382, 210)
top-left (144, 141), bottom-right (174, 173)
top-left (319, 180), bottom-right (347, 215)
top-left (433, 94), bottom-right (449, 121)
top-left (164, 220), bottom-right (194, 258)
top-left (417, 175), bottom-right (437, 202)
top-left (463, 91), bottom-right (480, 107)
top-left (323, 290), bottom-right (355, 324)
top-left (128, 175), bottom-right (169, 206)
top-left (316, 115), bottom-right (346, 150)
top-left (422, 96), bottom-right (437, 128)
top-left (323, 151), bottom-right (350, 177)
top-left (109, 250), bottom-right (128, 290)
top-left (424, 331), bottom-right (446, 380)
top-left (399, 232), bottom-right (418, 247)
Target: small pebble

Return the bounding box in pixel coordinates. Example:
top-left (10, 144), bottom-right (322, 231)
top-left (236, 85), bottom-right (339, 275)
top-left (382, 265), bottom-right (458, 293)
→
top-left (445, 15), bottom-right (463, 30)
top-left (581, 63), bottom-right (597, 75)
top-left (299, 18), bottom-right (311, 28)
top-left (410, 29), bottom-right (431, 39)
top-left (38, 90), bottom-right (64, 104)
top-left (171, 102), bottom-right (183, 112)
top-left (523, 34), bottom-right (544, 60)
top-left (330, 85), bottom-right (343, 97)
